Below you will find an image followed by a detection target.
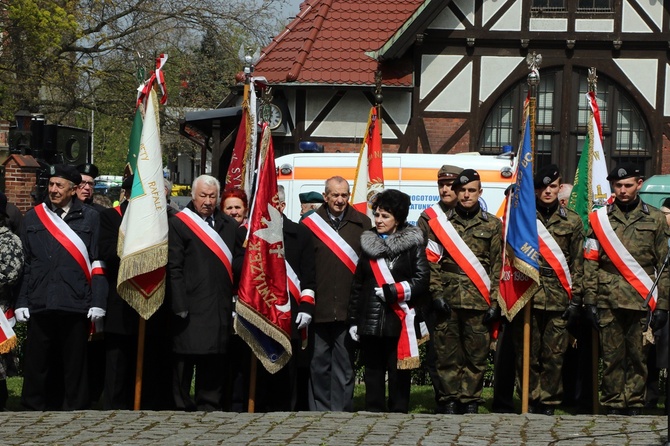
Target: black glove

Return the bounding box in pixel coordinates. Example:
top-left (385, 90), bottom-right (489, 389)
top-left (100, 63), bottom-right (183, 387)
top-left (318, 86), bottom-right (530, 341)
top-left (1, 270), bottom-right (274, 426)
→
top-left (561, 302), bottom-right (581, 336)
top-left (483, 305), bottom-right (501, 325)
top-left (650, 310), bottom-right (668, 332)
top-left (585, 304), bottom-right (600, 331)
top-left (432, 297), bottom-right (451, 318)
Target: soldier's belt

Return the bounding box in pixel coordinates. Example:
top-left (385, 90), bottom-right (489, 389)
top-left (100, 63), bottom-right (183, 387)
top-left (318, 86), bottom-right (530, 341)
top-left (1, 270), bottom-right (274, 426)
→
top-left (601, 262), bottom-right (654, 276)
top-left (441, 263), bottom-right (467, 275)
top-left (539, 266), bottom-right (555, 277)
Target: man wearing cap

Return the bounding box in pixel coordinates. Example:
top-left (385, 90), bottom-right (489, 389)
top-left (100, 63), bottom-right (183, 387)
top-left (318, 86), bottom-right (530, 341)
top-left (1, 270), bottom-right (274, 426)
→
top-left (511, 164), bottom-right (584, 415)
top-left (583, 164), bottom-right (670, 415)
top-left (76, 163), bottom-right (106, 213)
top-left (416, 164), bottom-right (462, 413)
top-left (16, 164), bottom-right (108, 410)
top-left (299, 191), bottom-right (324, 221)
top-left (429, 168), bottom-right (502, 414)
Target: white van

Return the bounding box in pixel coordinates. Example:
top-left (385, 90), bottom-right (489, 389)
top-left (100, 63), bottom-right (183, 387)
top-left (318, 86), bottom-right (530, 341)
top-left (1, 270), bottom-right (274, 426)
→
top-left (276, 152), bottom-right (515, 224)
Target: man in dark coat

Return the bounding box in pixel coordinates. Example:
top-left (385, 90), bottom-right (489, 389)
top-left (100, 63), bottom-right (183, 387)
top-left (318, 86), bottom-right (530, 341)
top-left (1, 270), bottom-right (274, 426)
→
top-left (255, 185), bottom-right (316, 411)
top-left (16, 164), bottom-right (108, 410)
top-left (302, 176), bottom-right (370, 411)
top-left (99, 176), bottom-right (173, 410)
top-left (168, 174), bottom-right (244, 411)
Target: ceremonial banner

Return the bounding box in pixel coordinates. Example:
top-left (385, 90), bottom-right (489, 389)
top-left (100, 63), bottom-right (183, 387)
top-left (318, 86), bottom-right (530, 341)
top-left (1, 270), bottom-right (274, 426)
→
top-left (235, 123), bottom-right (292, 373)
top-left (351, 106), bottom-right (384, 221)
top-left (0, 310), bottom-right (16, 353)
top-left (225, 84), bottom-right (253, 194)
top-left (569, 91), bottom-right (611, 228)
top-left (499, 104), bottom-right (540, 321)
top-left (117, 88), bottom-right (169, 319)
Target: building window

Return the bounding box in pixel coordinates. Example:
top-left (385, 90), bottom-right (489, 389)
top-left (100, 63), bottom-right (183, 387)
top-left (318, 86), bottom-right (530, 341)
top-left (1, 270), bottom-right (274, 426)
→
top-left (479, 68), bottom-right (650, 181)
top-left (531, 0), bottom-right (566, 10)
top-left (578, 0), bottom-right (613, 12)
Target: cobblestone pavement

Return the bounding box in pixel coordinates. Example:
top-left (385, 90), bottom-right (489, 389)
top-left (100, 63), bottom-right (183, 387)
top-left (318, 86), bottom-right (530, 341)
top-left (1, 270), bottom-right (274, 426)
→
top-left (0, 411), bottom-right (668, 446)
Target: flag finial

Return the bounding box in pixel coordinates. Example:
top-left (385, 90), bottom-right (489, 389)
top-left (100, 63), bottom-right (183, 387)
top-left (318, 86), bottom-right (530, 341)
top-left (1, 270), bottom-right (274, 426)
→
top-left (588, 67), bottom-right (598, 94)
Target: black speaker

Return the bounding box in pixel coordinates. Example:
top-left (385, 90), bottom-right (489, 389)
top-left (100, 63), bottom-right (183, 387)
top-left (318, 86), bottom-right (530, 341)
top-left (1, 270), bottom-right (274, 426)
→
top-left (53, 125), bottom-right (90, 165)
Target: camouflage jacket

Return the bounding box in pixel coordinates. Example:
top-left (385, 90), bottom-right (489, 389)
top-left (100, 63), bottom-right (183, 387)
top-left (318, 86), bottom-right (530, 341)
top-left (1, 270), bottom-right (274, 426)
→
top-left (531, 205), bottom-right (584, 310)
top-left (583, 200), bottom-right (670, 311)
top-left (417, 201), bottom-right (451, 247)
top-left (429, 207), bottom-right (502, 311)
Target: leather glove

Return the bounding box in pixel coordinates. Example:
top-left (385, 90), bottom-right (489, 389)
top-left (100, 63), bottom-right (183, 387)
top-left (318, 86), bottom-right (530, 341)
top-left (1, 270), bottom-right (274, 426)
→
top-left (176, 311), bottom-right (188, 319)
top-left (562, 302), bottom-right (581, 336)
top-left (650, 310), bottom-right (669, 332)
top-left (374, 287), bottom-right (385, 301)
top-left (348, 326), bottom-right (359, 342)
top-left (15, 307), bottom-right (30, 323)
top-left (483, 305), bottom-right (501, 325)
top-left (295, 312), bottom-right (312, 330)
top-left (87, 307), bottom-right (106, 321)
top-left (432, 297), bottom-right (451, 318)
top-left (585, 304), bottom-right (600, 331)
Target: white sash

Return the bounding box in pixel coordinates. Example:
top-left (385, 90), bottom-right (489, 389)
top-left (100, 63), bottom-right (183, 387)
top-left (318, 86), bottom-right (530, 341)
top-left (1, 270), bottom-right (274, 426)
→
top-left (177, 208), bottom-right (233, 280)
top-left (303, 212), bottom-right (359, 273)
top-left (536, 219), bottom-right (572, 296)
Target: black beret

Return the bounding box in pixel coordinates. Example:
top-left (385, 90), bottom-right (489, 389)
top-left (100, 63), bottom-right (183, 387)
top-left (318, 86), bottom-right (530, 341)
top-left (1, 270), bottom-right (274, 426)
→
top-left (49, 164), bottom-right (82, 185)
top-left (76, 163), bottom-right (99, 179)
top-left (534, 164), bottom-right (560, 189)
top-left (606, 164), bottom-right (642, 181)
top-left (451, 169), bottom-right (481, 189)
top-left (299, 191), bottom-right (324, 204)
top-left (122, 174), bottom-right (134, 191)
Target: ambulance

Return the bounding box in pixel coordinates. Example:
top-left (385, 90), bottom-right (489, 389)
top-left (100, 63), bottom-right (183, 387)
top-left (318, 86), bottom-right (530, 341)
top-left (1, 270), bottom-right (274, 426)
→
top-left (276, 152), bottom-right (516, 225)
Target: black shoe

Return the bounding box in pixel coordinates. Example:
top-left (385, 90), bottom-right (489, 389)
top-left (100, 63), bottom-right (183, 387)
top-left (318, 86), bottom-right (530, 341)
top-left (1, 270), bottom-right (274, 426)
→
top-left (627, 407), bottom-right (642, 416)
top-left (442, 401), bottom-right (457, 415)
top-left (464, 402), bottom-right (479, 414)
top-left (606, 407), bottom-right (623, 415)
top-left (541, 405), bottom-right (555, 416)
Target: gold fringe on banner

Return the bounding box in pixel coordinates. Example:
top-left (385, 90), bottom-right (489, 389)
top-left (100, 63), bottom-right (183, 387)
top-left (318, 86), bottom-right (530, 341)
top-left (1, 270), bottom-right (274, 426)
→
top-left (0, 335), bottom-right (17, 354)
top-left (234, 301), bottom-right (293, 375)
top-left (397, 355), bottom-right (421, 370)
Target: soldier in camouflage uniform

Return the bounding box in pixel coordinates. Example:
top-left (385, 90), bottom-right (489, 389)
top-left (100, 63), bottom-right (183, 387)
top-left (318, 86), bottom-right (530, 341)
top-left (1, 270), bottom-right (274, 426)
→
top-left (511, 165), bottom-right (584, 415)
top-left (417, 164), bottom-right (463, 414)
top-left (430, 169), bottom-right (502, 414)
top-left (583, 164), bottom-right (669, 415)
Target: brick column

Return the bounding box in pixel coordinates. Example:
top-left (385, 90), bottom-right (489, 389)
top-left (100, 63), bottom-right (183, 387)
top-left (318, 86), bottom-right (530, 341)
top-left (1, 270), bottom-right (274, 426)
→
top-left (2, 154), bottom-right (41, 213)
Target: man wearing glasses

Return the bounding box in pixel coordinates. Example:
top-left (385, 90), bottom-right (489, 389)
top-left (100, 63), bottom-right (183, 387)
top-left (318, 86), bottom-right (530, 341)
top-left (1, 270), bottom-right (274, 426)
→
top-left (76, 163), bottom-right (105, 212)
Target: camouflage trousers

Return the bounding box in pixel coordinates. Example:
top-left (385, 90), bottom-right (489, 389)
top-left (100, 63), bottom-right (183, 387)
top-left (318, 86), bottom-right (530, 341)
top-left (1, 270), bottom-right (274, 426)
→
top-left (433, 308), bottom-right (490, 404)
top-left (512, 310), bottom-right (569, 406)
top-left (598, 308), bottom-right (649, 409)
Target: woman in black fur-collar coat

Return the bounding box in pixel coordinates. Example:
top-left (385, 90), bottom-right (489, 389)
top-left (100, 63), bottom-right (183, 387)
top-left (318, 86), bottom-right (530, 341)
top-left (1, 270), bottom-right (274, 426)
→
top-left (347, 189), bottom-right (429, 413)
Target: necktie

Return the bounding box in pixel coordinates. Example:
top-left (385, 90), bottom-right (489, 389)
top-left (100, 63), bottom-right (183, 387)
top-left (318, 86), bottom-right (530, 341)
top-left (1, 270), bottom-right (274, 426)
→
top-left (332, 218), bottom-right (340, 230)
top-left (56, 208), bottom-right (65, 219)
top-left (206, 216), bottom-right (214, 228)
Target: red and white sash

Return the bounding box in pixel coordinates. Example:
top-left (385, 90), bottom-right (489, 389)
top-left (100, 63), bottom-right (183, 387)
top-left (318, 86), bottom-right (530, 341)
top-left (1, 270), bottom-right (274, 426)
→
top-left (286, 261), bottom-right (313, 350)
top-left (369, 257), bottom-right (419, 369)
top-left (176, 208), bottom-right (234, 282)
top-left (303, 212), bottom-right (359, 274)
top-left (536, 219), bottom-right (573, 300)
top-left (424, 204), bottom-right (491, 305)
top-left (588, 207), bottom-right (657, 310)
top-left (35, 203), bottom-right (105, 284)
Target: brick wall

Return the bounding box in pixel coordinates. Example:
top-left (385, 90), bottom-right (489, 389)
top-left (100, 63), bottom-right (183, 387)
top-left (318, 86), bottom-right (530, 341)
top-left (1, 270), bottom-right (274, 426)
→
top-left (662, 134), bottom-right (670, 174)
top-left (3, 155), bottom-right (40, 213)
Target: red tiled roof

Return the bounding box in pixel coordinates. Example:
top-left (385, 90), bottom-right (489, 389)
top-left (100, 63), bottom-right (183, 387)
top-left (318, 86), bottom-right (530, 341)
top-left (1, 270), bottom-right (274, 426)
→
top-left (253, 0), bottom-right (424, 86)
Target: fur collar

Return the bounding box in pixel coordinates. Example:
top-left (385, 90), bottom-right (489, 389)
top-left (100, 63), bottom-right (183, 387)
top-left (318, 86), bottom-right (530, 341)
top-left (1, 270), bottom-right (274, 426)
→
top-left (360, 225), bottom-right (424, 259)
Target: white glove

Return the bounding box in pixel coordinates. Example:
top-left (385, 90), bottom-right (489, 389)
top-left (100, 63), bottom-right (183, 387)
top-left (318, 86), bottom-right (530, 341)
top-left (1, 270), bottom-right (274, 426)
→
top-left (374, 287), bottom-right (385, 301)
top-left (176, 311), bottom-right (188, 319)
top-left (15, 308), bottom-right (30, 323)
top-left (349, 326), bottom-right (359, 342)
top-left (295, 312), bottom-right (312, 330)
top-left (87, 307), bottom-right (106, 321)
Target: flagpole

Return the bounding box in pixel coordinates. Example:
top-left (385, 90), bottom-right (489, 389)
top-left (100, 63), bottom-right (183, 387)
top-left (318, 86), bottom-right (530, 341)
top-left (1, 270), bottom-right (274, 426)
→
top-left (134, 318), bottom-right (146, 410)
top-left (521, 53), bottom-right (542, 414)
top-left (587, 68), bottom-right (600, 415)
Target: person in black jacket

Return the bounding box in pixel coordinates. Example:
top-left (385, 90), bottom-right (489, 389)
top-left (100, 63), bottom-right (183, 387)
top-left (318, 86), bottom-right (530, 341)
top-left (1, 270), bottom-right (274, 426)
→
top-left (347, 189), bottom-right (429, 413)
top-left (16, 164), bottom-right (108, 410)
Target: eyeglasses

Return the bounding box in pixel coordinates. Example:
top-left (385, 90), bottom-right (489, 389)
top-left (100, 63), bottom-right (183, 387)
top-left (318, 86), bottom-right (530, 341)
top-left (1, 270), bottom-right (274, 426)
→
top-left (79, 180), bottom-right (95, 188)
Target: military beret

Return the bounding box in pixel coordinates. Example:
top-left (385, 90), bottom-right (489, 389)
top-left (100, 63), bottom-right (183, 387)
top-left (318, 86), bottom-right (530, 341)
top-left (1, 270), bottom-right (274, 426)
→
top-left (451, 169), bottom-right (481, 189)
top-left (76, 163), bottom-right (99, 179)
top-left (122, 174), bottom-right (134, 191)
top-left (534, 164), bottom-right (560, 189)
top-left (437, 165), bottom-right (464, 180)
top-left (49, 164), bottom-right (82, 185)
top-left (299, 191), bottom-right (324, 204)
top-left (606, 164), bottom-right (642, 181)
top-left (0, 192), bottom-right (6, 216)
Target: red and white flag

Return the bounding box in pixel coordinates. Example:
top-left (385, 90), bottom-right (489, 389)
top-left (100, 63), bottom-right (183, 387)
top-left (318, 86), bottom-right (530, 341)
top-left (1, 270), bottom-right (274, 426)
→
top-left (225, 80), bottom-right (258, 200)
top-left (234, 123), bottom-right (292, 373)
top-left (351, 106), bottom-right (384, 221)
top-left (0, 309), bottom-right (16, 353)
